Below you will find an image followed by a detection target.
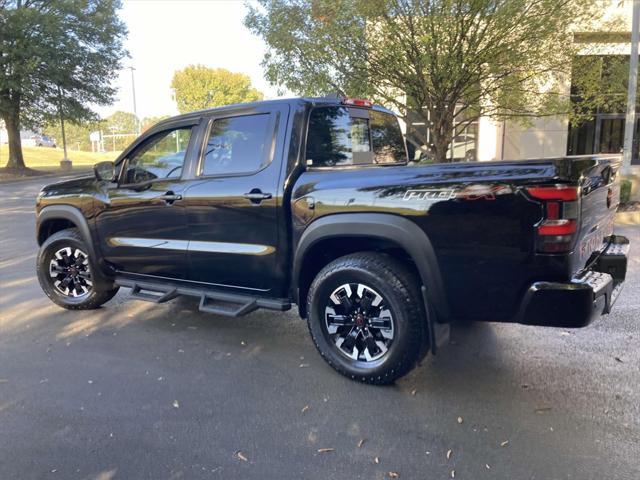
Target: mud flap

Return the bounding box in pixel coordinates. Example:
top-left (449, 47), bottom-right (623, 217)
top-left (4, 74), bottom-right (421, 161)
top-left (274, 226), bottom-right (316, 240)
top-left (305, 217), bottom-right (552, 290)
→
top-left (421, 285), bottom-right (450, 354)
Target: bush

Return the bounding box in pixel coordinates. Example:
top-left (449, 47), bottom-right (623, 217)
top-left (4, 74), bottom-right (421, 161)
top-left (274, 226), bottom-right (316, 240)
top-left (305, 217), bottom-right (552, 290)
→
top-left (620, 179), bottom-right (632, 205)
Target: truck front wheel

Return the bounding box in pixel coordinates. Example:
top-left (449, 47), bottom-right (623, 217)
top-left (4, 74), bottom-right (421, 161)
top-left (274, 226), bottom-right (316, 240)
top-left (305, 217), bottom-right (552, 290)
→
top-left (36, 228), bottom-right (119, 310)
top-left (306, 252), bottom-right (427, 384)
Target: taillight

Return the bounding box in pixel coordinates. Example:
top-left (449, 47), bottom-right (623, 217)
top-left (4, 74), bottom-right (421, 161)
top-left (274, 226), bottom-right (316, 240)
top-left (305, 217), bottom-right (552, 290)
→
top-left (526, 185), bottom-right (578, 201)
top-left (526, 185), bottom-right (580, 253)
top-left (342, 97), bottom-right (373, 108)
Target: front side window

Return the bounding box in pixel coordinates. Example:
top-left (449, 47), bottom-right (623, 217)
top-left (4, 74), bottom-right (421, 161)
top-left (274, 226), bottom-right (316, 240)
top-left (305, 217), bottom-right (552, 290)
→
top-left (201, 114), bottom-right (272, 176)
top-left (306, 106), bottom-right (406, 167)
top-left (123, 127), bottom-right (192, 184)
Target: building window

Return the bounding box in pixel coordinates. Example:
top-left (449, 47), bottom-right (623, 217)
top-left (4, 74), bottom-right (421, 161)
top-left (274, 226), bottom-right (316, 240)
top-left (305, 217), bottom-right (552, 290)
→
top-left (567, 55), bottom-right (640, 164)
top-left (405, 105), bottom-right (478, 163)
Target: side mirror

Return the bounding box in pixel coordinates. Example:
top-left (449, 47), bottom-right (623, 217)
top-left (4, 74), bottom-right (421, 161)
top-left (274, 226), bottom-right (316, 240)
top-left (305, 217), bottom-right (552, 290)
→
top-left (94, 161), bottom-right (116, 182)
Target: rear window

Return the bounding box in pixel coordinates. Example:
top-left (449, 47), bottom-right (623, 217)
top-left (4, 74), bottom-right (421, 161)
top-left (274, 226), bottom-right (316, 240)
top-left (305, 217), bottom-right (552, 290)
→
top-left (306, 106), bottom-right (406, 168)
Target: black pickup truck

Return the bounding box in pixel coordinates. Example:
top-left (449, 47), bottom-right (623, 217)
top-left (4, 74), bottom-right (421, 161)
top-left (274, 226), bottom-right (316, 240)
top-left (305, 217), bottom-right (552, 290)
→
top-left (35, 96), bottom-right (629, 383)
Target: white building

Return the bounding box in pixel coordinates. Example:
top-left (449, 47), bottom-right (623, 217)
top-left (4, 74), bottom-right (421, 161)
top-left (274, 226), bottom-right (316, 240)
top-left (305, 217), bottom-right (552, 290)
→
top-left (405, 0), bottom-right (638, 164)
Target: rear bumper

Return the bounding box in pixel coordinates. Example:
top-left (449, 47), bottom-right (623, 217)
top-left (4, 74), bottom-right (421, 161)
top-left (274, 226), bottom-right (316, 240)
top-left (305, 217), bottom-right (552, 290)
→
top-left (516, 235), bottom-right (629, 328)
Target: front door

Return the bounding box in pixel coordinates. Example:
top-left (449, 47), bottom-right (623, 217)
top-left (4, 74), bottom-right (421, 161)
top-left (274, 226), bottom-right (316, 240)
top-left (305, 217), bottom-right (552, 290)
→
top-left (182, 105), bottom-right (288, 293)
top-left (95, 123), bottom-right (198, 279)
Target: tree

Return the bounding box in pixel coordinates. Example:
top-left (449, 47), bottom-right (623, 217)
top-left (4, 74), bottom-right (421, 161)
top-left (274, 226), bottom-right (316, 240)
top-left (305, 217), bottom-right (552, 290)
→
top-left (245, 0), bottom-right (607, 163)
top-left (104, 110), bottom-right (138, 151)
top-left (141, 115), bottom-right (170, 132)
top-left (0, 0), bottom-right (127, 170)
top-left (171, 65), bottom-right (263, 114)
top-left (43, 119), bottom-right (106, 152)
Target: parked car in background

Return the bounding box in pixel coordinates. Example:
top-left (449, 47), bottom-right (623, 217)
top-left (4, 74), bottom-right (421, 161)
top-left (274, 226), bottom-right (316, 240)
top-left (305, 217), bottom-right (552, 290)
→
top-left (19, 131), bottom-right (57, 148)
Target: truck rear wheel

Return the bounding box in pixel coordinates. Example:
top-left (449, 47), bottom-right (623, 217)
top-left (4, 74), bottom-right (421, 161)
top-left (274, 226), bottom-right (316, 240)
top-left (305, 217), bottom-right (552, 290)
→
top-left (36, 228), bottom-right (119, 310)
top-left (306, 252), bottom-right (427, 384)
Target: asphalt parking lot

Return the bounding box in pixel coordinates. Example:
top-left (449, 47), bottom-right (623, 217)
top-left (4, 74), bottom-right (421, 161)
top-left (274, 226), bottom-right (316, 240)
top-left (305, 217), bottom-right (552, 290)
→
top-left (1, 175), bottom-right (639, 480)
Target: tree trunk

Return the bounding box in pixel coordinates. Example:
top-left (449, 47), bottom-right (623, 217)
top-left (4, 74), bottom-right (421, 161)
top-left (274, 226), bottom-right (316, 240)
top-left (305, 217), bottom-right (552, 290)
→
top-left (2, 108), bottom-right (26, 170)
top-left (429, 109), bottom-right (455, 164)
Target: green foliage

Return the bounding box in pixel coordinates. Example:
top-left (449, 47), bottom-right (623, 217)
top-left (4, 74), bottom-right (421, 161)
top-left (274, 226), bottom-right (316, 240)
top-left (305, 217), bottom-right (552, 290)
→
top-left (43, 119), bottom-right (106, 152)
top-left (141, 115), bottom-right (170, 132)
top-left (0, 0), bottom-right (127, 168)
top-left (620, 179), bottom-right (632, 205)
top-left (171, 65), bottom-right (264, 114)
top-left (245, 0), bottom-right (603, 163)
top-left (105, 111), bottom-right (137, 134)
top-left (103, 111), bottom-right (138, 151)
top-left (570, 55), bottom-right (633, 125)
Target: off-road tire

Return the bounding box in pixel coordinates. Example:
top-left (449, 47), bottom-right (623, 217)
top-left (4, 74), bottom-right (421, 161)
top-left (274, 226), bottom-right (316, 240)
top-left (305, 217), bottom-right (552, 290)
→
top-left (36, 228), bottom-right (119, 310)
top-left (306, 252), bottom-right (428, 384)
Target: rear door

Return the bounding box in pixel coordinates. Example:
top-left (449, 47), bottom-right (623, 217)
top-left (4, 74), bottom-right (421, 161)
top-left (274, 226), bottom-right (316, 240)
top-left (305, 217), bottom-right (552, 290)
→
top-left (182, 104), bottom-right (289, 293)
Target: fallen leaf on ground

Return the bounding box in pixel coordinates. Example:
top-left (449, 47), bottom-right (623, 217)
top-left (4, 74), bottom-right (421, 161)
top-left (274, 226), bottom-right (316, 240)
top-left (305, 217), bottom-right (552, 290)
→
top-left (374, 456), bottom-right (380, 464)
top-left (446, 449), bottom-right (452, 460)
top-left (234, 451), bottom-right (248, 462)
top-left (172, 400), bottom-right (180, 409)
top-left (457, 416), bottom-right (463, 424)
top-left (535, 406), bottom-right (552, 413)
top-left (317, 448), bottom-right (335, 453)
top-left (301, 405), bottom-right (310, 413)
top-left (388, 472), bottom-right (399, 478)
top-left (500, 440), bottom-right (509, 447)
top-left (357, 439), bottom-right (366, 448)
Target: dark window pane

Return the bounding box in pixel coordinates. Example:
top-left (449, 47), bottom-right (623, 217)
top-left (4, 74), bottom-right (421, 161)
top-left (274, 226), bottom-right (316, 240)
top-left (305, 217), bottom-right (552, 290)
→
top-left (306, 106), bottom-right (404, 167)
top-left (370, 110), bottom-right (407, 163)
top-left (306, 107), bottom-right (358, 167)
top-left (202, 114), bottom-right (271, 176)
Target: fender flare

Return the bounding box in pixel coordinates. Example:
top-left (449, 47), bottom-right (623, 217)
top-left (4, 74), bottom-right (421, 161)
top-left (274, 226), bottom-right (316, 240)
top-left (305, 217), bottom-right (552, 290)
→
top-left (37, 205), bottom-right (113, 288)
top-left (294, 213), bottom-right (450, 320)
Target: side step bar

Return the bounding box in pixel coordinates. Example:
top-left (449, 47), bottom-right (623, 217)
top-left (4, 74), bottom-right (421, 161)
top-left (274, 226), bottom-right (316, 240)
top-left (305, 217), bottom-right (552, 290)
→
top-left (115, 277), bottom-right (291, 318)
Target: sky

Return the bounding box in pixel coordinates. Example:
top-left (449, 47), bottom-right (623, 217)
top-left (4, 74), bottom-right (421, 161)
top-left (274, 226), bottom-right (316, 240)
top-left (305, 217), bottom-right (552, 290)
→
top-left (95, 0), bottom-right (283, 120)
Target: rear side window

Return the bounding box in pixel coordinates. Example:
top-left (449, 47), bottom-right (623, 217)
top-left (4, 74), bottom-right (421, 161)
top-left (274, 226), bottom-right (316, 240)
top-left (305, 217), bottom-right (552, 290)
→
top-left (306, 106), bottom-right (406, 168)
top-left (201, 114), bottom-right (271, 176)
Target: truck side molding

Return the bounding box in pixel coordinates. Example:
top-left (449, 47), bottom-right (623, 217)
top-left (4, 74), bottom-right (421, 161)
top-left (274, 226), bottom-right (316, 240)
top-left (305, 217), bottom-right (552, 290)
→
top-left (294, 213), bottom-right (451, 320)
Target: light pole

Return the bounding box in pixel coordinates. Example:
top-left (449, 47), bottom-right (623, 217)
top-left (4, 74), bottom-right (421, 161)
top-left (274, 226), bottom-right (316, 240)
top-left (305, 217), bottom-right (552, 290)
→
top-left (58, 86), bottom-right (71, 171)
top-left (622, 0), bottom-right (640, 174)
top-left (129, 66), bottom-right (139, 134)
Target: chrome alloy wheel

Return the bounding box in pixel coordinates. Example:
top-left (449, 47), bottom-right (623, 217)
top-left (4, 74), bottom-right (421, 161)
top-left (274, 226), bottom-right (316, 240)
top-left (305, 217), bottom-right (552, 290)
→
top-left (324, 283), bottom-right (395, 362)
top-left (49, 247), bottom-right (93, 298)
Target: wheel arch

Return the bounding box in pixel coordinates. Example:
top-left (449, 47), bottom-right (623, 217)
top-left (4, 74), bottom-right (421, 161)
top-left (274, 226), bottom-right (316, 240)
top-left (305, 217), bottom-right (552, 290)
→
top-left (293, 213), bottom-right (450, 321)
top-left (37, 205), bottom-right (113, 288)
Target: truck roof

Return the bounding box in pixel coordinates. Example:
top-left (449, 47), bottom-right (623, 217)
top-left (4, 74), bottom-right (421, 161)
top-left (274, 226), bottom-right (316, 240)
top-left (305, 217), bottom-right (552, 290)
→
top-left (159, 96), bottom-right (397, 125)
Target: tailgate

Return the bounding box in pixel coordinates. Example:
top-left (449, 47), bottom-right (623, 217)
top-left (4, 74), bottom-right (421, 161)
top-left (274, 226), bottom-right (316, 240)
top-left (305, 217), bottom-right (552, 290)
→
top-left (525, 156), bottom-right (621, 274)
top-left (574, 157), bottom-right (620, 270)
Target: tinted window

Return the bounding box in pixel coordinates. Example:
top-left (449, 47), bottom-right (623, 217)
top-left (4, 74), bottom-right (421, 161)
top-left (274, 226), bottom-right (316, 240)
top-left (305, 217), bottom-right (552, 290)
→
top-left (202, 114), bottom-right (271, 176)
top-left (123, 127), bottom-right (192, 184)
top-left (306, 107), bottom-right (406, 167)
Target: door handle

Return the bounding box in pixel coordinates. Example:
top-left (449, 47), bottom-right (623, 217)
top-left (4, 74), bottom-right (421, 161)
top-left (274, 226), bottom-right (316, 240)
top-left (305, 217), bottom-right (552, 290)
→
top-left (159, 191), bottom-right (182, 204)
top-left (243, 190), bottom-right (272, 203)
